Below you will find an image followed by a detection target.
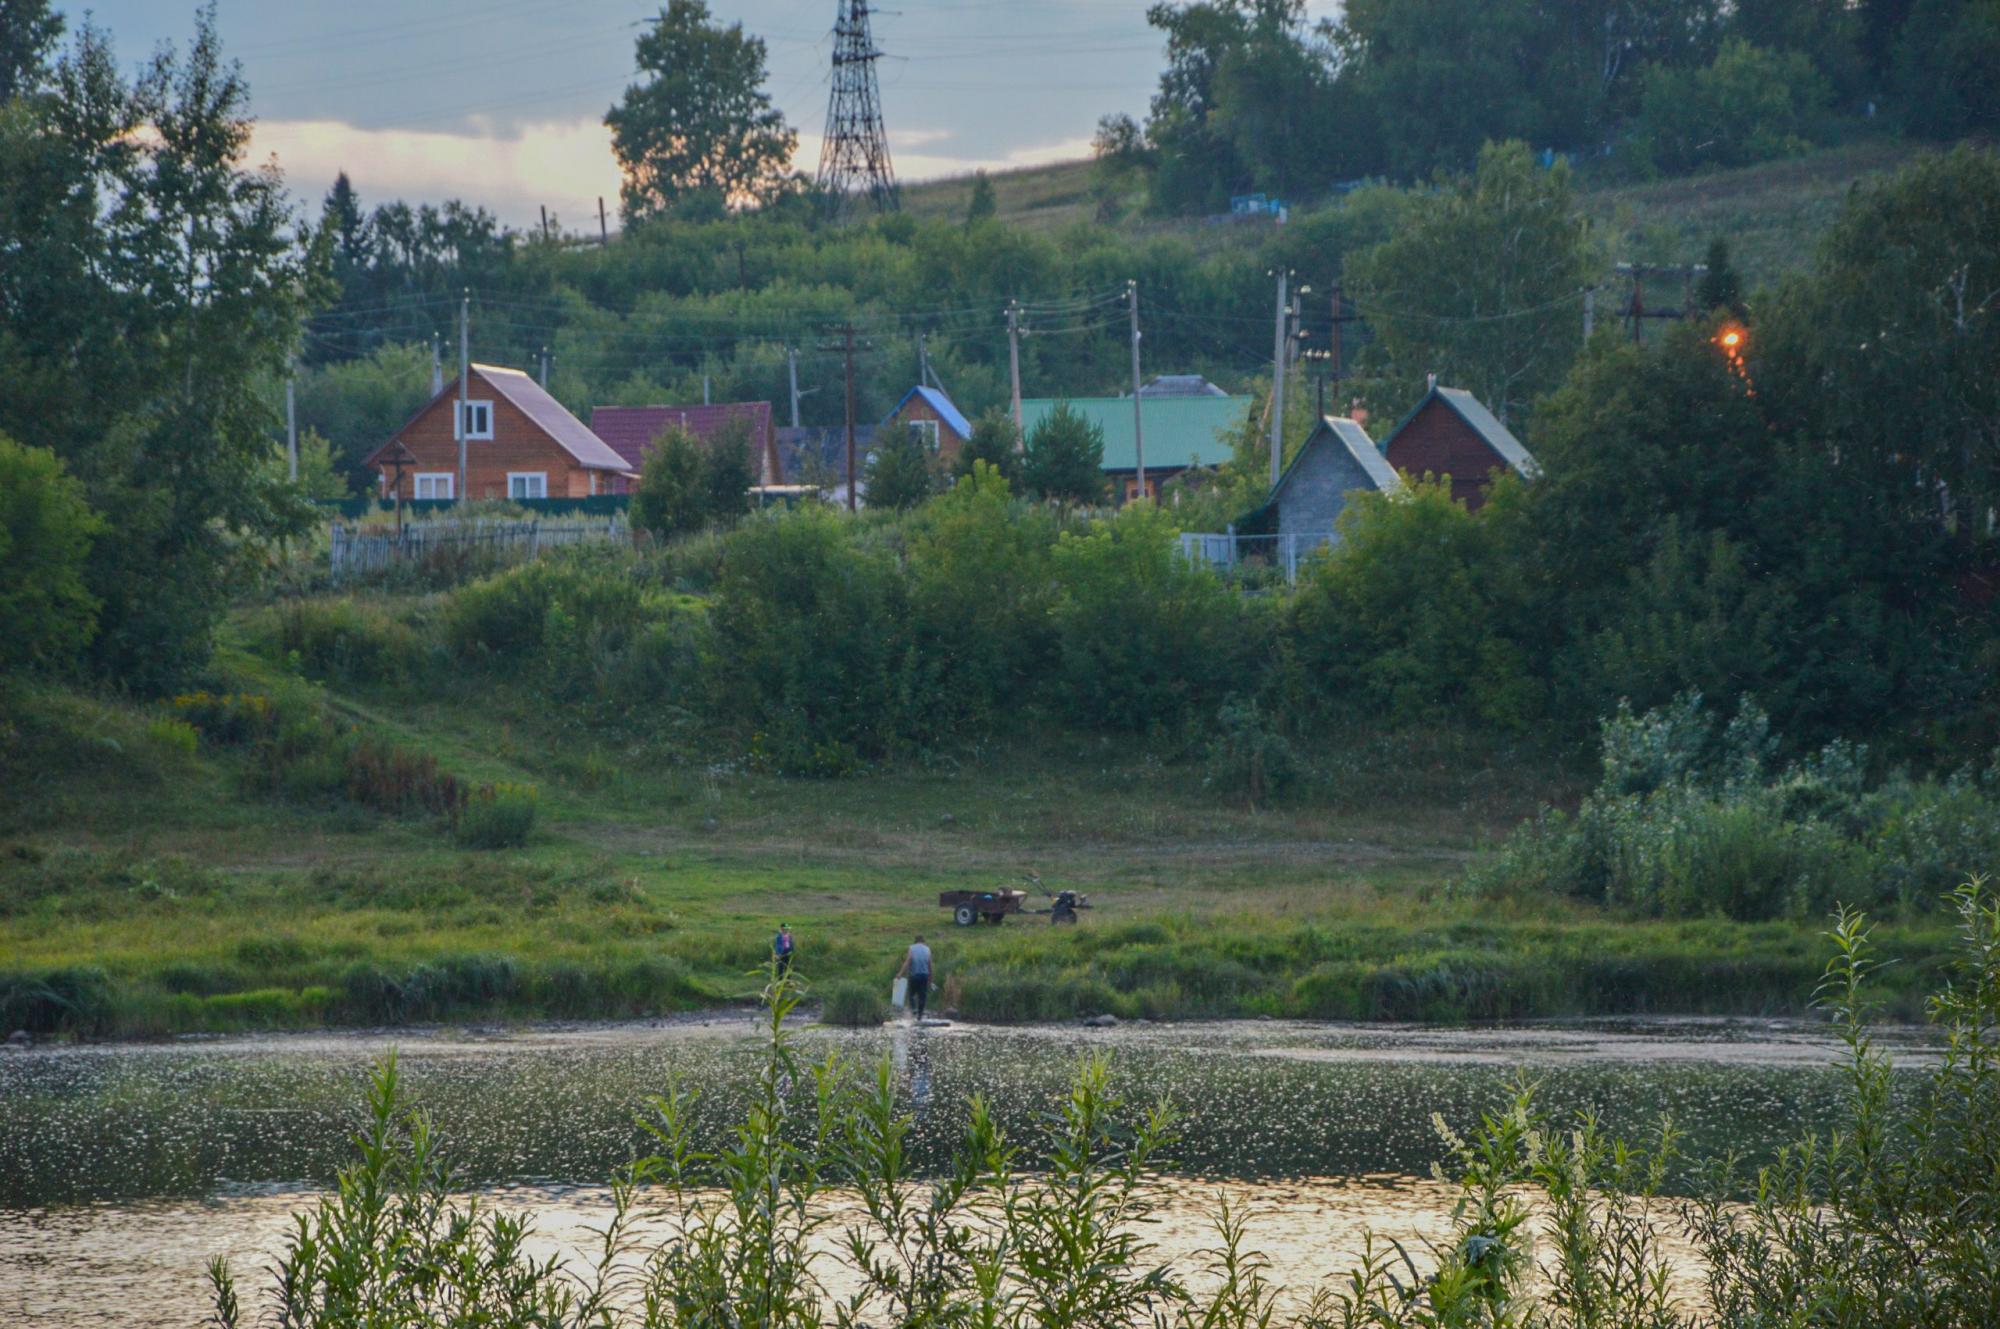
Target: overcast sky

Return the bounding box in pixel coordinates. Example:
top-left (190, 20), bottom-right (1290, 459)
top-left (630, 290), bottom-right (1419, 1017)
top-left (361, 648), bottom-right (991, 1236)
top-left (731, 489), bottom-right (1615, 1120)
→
top-left (62, 2), bottom-right (1341, 230)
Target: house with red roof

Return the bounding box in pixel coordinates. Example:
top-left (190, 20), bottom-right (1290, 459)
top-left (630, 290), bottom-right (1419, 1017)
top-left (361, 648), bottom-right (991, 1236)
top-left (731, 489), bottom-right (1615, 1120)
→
top-left (365, 364), bottom-right (632, 502)
top-left (589, 402), bottom-right (782, 492)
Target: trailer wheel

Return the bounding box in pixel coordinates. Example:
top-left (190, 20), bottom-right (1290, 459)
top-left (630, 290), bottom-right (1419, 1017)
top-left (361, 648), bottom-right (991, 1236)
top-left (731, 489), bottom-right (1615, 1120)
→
top-left (954, 904), bottom-right (978, 926)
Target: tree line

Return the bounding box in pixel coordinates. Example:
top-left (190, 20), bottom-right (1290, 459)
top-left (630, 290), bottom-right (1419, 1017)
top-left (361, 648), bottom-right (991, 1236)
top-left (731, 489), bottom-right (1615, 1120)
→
top-left (1098, 0), bottom-right (2000, 216)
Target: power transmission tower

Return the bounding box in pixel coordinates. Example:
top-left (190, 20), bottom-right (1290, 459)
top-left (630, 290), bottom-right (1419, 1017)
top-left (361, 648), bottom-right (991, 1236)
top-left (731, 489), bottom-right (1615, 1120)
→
top-left (816, 0), bottom-right (898, 218)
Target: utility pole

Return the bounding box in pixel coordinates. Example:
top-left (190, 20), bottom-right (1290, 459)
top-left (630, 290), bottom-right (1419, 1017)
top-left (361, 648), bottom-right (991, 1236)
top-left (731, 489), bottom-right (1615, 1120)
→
top-left (538, 346), bottom-right (549, 388)
top-left (1006, 300), bottom-right (1023, 438)
top-left (285, 369), bottom-right (298, 482)
top-left (539, 205), bottom-right (549, 242)
top-left (788, 347), bottom-right (801, 429)
top-left (1127, 280), bottom-right (1146, 502)
top-left (1268, 270), bottom-right (1288, 488)
top-left (918, 331), bottom-right (930, 390)
top-left (457, 290), bottom-right (469, 503)
top-left (431, 335), bottom-right (443, 396)
top-left (703, 374), bottom-right (711, 406)
top-left (842, 324), bottom-right (858, 513)
top-left (598, 197), bottom-right (609, 246)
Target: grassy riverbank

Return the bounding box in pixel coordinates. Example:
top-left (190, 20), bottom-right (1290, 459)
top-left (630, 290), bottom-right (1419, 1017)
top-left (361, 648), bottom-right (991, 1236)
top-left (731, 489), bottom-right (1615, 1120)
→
top-left (0, 658), bottom-right (1962, 1038)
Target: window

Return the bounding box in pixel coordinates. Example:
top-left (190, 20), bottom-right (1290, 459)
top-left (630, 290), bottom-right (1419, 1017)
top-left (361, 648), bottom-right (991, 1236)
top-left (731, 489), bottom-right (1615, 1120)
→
top-left (908, 418), bottom-right (941, 453)
top-left (507, 472), bottom-right (547, 500)
top-left (413, 473), bottom-right (454, 500)
top-left (455, 400), bottom-right (494, 440)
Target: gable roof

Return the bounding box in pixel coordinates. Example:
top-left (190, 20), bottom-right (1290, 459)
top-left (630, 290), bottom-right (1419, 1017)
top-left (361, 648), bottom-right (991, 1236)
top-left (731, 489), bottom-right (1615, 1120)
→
top-left (1139, 374), bottom-right (1229, 398)
top-left (589, 402), bottom-right (775, 472)
top-left (1017, 394), bottom-right (1250, 472)
top-left (884, 385), bottom-right (971, 439)
top-left (1275, 416), bottom-right (1402, 497)
top-left (1382, 383), bottom-right (1540, 479)
top-left (364, 364), bottom-right (628, 471)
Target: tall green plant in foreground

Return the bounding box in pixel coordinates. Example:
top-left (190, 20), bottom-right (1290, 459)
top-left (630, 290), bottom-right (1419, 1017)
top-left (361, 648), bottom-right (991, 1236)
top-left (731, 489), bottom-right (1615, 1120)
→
top-left (214, 895), bottom-right (2000, 1327)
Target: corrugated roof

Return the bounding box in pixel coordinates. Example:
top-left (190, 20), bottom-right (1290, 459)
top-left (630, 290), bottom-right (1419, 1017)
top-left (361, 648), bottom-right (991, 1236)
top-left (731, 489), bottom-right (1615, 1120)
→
top-left (1139, 374), bottom-right (1229, 398)
top-left (1434, 387), bottom-right (1540, 478)
top-left (1018, 394), bottom-right (1249, 471)
top-left (589, 402), bottom-right (774, 471)
top-left (1275, 416), bottom-right (1401, 496)
top-left (884, 385), bottom-right (971, 439)
top-left (473, 365), bottom-right (629, 471)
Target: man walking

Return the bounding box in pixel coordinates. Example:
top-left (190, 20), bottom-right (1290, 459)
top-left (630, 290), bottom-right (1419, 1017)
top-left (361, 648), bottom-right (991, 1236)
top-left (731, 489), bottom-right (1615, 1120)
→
top-left (896, 934), bottom-right (933, 1021)
top-left (773, 924), bottom-right (795, 977)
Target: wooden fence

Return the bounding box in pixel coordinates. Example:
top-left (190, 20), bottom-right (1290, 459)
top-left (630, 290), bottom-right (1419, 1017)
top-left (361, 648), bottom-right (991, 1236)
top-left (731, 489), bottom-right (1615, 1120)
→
top-left (1176, 532), bottom-right (1333, 585)
top-left (329, 516), bottom-right (628, 582)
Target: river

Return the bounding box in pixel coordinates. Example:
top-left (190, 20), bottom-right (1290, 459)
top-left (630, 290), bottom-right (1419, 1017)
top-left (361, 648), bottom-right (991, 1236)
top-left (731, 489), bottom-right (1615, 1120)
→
top-left (0, 1014), bottom-right (1935, 1327)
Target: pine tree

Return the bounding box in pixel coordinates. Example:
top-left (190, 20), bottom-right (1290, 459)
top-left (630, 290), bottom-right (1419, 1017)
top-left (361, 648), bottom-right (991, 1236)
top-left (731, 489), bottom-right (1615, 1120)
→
top-left (1022, 403), bottom-right (1107, 505)
top-left (865, 427), bottom-right (936, 510)
top-left (965, 171), bottom-right (997, 225)
top-left (1696, 237), bottom-right (1746, 318)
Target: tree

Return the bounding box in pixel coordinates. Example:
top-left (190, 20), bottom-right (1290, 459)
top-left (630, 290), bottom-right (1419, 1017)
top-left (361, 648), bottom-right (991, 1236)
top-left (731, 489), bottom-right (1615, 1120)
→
top-left (0, 434), bottom-right (101, 674)
top-left (953, 410), bottom-right (1022, 483)
top-left (1630, 38), bottom-right (1831, 174)
top-left (1347, 141), bottom-right (1598, 424)
top-left (1893, 0), bottom-right (2000, 138)
top-left (289, 429), bottom-right (352, 501)
top-left (294, 342), bottom-right (435, 490)
top-left (702, 418), bottom-right (756, 520)
top-left (1022, 403), bottom-right (1108, 505)
top-left (864, 426), bottom-right (936, 510)
top-left (630, 428), bottom-right (708, 539)
top-left (0, 0), bottom-right (62, 101)
top-left (0, 14), bottom-right (324, 691)
top-left (1695, 237), bottom-right (1745, 317)
top-left (965, 171), bottom-right (997, 225)
top-left (606, 0), bottom-right (797, 222)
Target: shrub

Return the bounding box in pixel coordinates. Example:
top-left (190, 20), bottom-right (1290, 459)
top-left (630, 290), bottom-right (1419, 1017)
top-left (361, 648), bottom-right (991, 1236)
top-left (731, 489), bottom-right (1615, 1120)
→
top-left (145, 715), bottom-right (199, 760)
top-left (818, 979), bottom-right (889, 1026)
top-left (346, 741), bottom-right (466, 820)
top-left (169, 691), bottom-right (275, 746)
top-left (276, 597), bottom-right (427, 687)
top-left (455, 782), bottom-right (537, 849)
top-left (0, 965), bottom-right (116, 1034)
top-left (864, 425), bottom-right (937, 510)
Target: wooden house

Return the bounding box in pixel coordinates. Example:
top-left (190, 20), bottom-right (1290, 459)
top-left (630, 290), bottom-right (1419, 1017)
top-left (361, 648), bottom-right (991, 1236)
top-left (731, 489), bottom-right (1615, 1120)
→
top-left (1380, 382), bottom-right (1538, 511)
top-left (365, 364), bottom-right (631, 502)
top-left (882, 386), bottom-right (971, 465)
top-left (589, 402), bottom-right (782, 491)
top-left (1252, 416), bottom-right (1402, 540)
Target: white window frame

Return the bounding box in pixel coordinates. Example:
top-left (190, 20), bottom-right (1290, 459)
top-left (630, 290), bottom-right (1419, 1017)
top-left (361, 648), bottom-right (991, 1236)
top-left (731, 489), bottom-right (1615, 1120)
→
top-left (908, 418), bottom-right (941, 453)
top-left (454, 400), bottom-right (494, 441)
top-left (507, 471), bottom-right (548, 500)
top-left (413, 472), bottom-right (455, 500)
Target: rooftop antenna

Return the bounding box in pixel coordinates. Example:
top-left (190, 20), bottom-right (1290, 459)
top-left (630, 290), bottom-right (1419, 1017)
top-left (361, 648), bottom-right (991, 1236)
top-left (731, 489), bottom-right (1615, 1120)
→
top-left (816, 0), bottom-right (898, 218)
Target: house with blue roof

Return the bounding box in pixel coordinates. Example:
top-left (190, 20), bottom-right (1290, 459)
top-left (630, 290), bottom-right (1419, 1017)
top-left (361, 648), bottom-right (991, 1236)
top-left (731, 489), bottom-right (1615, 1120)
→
top-left (882, 385), bottom-right (972, 465)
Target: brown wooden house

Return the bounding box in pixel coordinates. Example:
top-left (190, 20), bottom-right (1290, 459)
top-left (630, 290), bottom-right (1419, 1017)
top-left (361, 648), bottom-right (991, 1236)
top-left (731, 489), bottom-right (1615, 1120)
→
top-left (882, 386), bottom-right (972, 466)
top-left (1380, 382), bottom-right (1539, 511)
top-left (365, 364), bottom-right (632, 501)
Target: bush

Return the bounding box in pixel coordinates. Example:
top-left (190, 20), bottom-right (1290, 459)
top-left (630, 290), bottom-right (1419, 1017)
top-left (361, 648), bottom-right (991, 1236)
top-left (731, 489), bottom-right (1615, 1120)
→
top-left (818, 979), bottom-right (889, 1026)
top-left (145, 715), bottom-right (199, 760)
top-left (1048, 504), bottom-right (1249, 729)
top-left (0, 434), bottom-right (102, 674)
top-left (169, 691), bottom-right (275, 746)
top-left (0, 965), bottom-right (116, 1035)
top-left (455, 782), bottom-right (537, 849)
top-left (1021, 401), bottom-right (1107, 504)
top-left (276, 597), bottom-right (428, 687)
top-left (864, 425), bottom-right (937, 510)
top-left (1473, 693), bottom-right (2000, 920)
top-left (346, 741), bottom-right (467, 820)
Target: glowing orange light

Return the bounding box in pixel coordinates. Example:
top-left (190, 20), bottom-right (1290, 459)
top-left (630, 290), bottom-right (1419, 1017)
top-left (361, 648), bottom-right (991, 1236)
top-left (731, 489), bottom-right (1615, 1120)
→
top-left (1719, 328), bottom-right (1743, 351)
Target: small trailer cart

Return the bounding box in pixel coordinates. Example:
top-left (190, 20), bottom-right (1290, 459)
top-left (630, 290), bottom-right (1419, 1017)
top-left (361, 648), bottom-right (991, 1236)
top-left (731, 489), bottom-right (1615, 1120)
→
top-left (939, 879), bottom-right (1091, 926)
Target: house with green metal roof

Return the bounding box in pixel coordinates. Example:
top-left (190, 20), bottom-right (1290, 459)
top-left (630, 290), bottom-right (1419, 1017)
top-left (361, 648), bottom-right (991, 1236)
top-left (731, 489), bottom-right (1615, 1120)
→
top-left (1018, 393), bottom-right (1250, 502)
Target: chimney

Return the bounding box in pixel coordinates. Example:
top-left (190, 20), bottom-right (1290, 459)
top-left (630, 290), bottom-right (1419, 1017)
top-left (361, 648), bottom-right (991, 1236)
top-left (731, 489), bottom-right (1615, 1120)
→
top-left (1349, 400), bottom-right (1370, 431)
top-left (1426, 372), bottom-right (1438, 391)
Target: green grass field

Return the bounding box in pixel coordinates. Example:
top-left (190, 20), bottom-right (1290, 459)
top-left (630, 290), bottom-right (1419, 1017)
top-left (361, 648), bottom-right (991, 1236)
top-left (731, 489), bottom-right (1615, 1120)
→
top-left (898, 140), bottom-right (1925, 284)
top-left (0, 612), bottom-right (1962, 1038)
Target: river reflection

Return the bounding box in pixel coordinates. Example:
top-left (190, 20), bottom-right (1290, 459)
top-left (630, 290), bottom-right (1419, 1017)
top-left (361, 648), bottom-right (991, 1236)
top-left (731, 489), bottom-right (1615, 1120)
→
top-left (0, 1016), bottom-right (1934, 1328)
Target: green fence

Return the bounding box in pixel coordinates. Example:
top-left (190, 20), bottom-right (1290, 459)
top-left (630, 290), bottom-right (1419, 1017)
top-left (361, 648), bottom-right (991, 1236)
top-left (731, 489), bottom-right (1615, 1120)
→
top-left (314, 495), bottom-right (630, 521)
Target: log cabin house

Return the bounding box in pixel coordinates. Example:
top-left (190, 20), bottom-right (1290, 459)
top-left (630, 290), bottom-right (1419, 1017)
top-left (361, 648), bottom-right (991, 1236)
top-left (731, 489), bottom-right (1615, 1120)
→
top-left (366, 364), bottom-right (631, 502)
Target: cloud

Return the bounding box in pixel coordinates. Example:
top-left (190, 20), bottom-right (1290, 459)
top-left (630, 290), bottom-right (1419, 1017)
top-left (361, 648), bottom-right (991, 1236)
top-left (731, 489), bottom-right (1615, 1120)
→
top-left (253, 117), bottom-right (621, 231)
top-left (255, 118), bottom-right (1098, 230)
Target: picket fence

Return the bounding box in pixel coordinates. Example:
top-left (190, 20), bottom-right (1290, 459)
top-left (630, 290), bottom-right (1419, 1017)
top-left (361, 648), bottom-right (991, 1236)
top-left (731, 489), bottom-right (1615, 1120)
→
top-left (328, 516), bottom-right (627, 581)
top-left (1176, 531), bottom-right (1334, 584)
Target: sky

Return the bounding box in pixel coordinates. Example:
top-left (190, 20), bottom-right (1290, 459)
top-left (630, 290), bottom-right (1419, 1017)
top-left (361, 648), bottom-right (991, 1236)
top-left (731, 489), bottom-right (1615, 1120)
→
top-left (62, 2), bottom-right (1341, 232)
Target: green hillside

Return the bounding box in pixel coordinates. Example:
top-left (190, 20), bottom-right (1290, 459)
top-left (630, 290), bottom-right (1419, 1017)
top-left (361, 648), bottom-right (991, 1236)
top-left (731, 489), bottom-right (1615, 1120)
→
top-left (899, 140), bottom-right (1927, 284)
